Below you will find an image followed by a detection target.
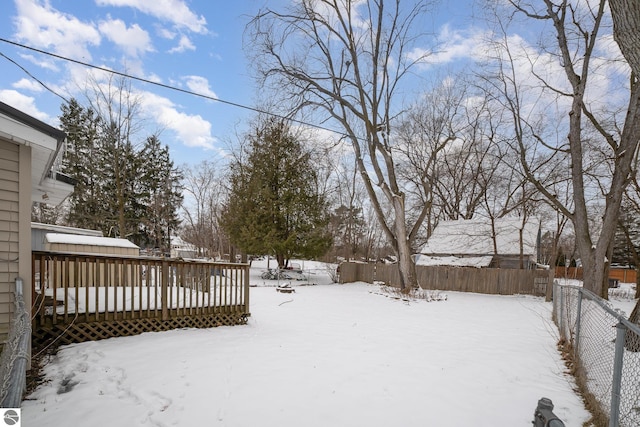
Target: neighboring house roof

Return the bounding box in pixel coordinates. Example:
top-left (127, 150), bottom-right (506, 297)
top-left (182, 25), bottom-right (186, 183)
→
top-left (0, 100), bottom-right (74, 205)
top-left (416, 255), bottom-right (494, 268)
top-left (32, 222), bottom-right (103, 237)
top-left (45, 233), bottom-right (139, 249)
top-left (416, 217), bottom-right (539, 267)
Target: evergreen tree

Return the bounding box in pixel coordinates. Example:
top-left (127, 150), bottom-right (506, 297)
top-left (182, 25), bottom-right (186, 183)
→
top-left (59, 98), bottom-right (183, 247)
top-left (59, 98), bottom-right (104, 230)
top-left (613, 204), bottom-right (640, 268)
top-left (222, 118), bottom-right (332, 267)
top-left (139, 135), bottom-right (184, 253)
top-left (98, 120), bottom-right (144, 238)
top-left (31, 202), bottom-right (63, 224)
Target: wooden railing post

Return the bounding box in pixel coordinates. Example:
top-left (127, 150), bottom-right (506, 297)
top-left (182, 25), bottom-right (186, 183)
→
top-left (161, 260), bottom-right (169, 321)
top-left (244, 264), bottom-right (250, 315)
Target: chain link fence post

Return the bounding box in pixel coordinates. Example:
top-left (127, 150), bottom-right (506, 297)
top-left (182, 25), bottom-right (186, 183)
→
top-left (610, 322), bottom-right (626, 427)
top-left (574, 288), bottom-right (583, 355)
top-left (553, 283), bottom-right (640, 426)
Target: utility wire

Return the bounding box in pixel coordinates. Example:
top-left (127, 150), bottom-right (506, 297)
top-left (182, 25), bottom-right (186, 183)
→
top-left (0, 37), bottom-right (346, 138)
top-left (0, 51), bottom-right (70, 105)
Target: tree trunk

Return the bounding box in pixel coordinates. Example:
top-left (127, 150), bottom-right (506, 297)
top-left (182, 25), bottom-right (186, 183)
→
top-left (391, 192), bottom-right (417, 290)
top-left (579, 243), bottom-right (611, 299)
top-left (626, 298), bottom-right (640, 352)
top-left (610, 0), bottom-right (640, 77)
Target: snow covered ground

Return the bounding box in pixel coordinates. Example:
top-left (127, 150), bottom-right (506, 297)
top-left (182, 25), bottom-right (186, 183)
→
top-left (22, 260), bottom-right (614, 426)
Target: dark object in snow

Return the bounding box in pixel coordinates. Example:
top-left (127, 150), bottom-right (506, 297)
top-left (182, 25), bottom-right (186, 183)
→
top-left (532, 397), bottom-right (565, 427)
top-left (276, 284), bottom-right (295, 293)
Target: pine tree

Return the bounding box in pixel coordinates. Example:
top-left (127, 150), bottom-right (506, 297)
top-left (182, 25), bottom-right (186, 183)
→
top-left (138, 135), bottom-right (183, 253)
top-left (222, 118), bottom-right (332, 267)
top-left (613, 205), bottom-right (640, 268)
top-left (59, 98), bottom-right (183, 246)
top-left (59, 98), bottom-right (105, 231)
top-left (98, 120), bottom-right (143, 238)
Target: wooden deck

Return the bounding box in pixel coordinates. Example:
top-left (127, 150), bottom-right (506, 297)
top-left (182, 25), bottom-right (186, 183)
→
top-left (32, 251), bottom-right (250, 351)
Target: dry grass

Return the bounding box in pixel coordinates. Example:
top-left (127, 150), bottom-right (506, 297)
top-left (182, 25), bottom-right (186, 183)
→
top-left (25, 354), bottom-right (50, 398)
top-left (372, 285), bottom-right (447, 302)
top-left (557, 338), bottom-right (608, 427)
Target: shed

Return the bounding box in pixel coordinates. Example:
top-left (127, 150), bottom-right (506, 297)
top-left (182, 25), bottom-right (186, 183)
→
top-left (32, 222), bottom-right (103, 251)
top-left (416, 217), bottom-right (540, 269)
top-left (44, 233), bottom-right (140, 256)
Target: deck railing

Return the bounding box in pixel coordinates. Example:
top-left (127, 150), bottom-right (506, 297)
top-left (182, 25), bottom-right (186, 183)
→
top-left (31, 251), bottom-right (250, 349)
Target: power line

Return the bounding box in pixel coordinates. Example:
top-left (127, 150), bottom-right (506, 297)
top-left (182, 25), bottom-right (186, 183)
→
top-left (0, 37), bottom-right (347, 138)
top-left (0, 51), bottom-right (70, 104)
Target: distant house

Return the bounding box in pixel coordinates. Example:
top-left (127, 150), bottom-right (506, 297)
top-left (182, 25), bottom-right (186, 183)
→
top-left (416, 217), bottom-right (540, 269)
top-left (0, 101), bottom-right (74, 348)
top-left (170, 235), bottom-right (198, 259)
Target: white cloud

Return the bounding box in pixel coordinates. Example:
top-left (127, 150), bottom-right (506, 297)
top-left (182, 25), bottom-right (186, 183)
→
top-left (95, 0), bottom-right (207, 34)
top-left (0, 90), bottom-right (51, 122)
top-left (13, 0), bottom-right (101, 60)
top-left (168, 35), bottom-right (195, 53)
top-left (408, 25), bottom-right (489, 67)
top-left (146, 73), bottom-right (163, 84)
top-left (18, 53), bottom-right (59, 71)
top-left (13, 78), bottom-right (44, 92)
top-left (182, 76), bottom-right (217, 99)
top-left (140, 92), bottom-right (216, 149)
top-left (98, 18), bottom-right (154, 57)
top-left (157, 27), bottom-right (176, 40)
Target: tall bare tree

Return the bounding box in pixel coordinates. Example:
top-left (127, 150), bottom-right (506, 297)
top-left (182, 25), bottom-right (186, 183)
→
top-left (485, 0), bottom-right (640, 298)
top-left (609, 0), bottom-right (640, 328)
top-left (248, 0), bottom-right (436, 289)
top-left (83, 73), bottom-right (146, 239)
top-left (609, 0), bottom-right (640, 77)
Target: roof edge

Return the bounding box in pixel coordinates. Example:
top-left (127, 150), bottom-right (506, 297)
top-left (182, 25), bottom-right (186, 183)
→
top-left (0, 100), bottom-right (66, 143)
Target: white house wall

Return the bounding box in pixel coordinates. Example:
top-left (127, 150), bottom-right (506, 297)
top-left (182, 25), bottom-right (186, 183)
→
top-left (0, 139), bottom-right (20, 344)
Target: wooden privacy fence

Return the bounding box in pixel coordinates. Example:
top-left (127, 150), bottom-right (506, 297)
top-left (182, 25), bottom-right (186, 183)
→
top-left (32, 251), bottom-right (250, 351)
top-left (554, 266), bottom-right (637, 284)
top-left (339, 262), bottom-right (550, 296)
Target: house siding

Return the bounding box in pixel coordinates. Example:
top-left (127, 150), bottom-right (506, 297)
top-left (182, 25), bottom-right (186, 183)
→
top-left (0, 139), bottom-right (20, 346)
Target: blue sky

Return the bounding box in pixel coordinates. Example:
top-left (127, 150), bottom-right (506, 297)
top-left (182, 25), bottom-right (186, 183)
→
top-left (0, 0), bottom-right (289, 165)
top-left (0, 0), bottom-right (489, 166)
top-left (1, 0), bottom-right (620, 168)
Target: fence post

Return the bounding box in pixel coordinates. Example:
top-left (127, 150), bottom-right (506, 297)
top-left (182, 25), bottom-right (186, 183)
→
top-left (244, 264), bottom-right (250, 315)
top-left (610, 322), bottom-right (626, 427)
top-left (558, 284), bottom-right (565, 340)
top-left (161, 260), bottom-right (169, 321)
top-left (574, 289), bottom-right (583, 355)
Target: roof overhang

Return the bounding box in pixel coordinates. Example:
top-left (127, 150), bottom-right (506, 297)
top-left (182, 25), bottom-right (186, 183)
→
top-left (0, 101), bottom-right (74, 206)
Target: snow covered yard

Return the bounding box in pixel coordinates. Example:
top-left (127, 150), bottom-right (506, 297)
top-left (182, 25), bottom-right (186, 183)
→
top-left (23, 264), bottom-right (592, 426)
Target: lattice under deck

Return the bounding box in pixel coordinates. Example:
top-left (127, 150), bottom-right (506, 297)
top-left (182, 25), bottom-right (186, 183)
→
top-left (33, 312), bottom-right (249, 352)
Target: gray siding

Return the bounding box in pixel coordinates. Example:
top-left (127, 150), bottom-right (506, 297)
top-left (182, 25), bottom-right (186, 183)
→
top-left (0, 139), bottom-right (19, 343)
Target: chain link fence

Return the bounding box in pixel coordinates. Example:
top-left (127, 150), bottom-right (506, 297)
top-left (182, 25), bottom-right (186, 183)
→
top-left (0, 278), bottom-right (31, 407)
top-left (553, 282), bottom-right (640, 427)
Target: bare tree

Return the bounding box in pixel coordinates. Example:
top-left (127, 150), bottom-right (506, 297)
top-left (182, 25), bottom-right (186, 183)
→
top-left (609, 0), bottom-right (640, 77)
top-left (82, 73), bottom-right (146, 239)
top-left (609, 0), bottom-right (640, 331)
top-left (484, 1), bottom-right (640, 298)
top-left (395, 80), bottom-right (463, 236)
top-left (248, 0), bottom-right (437, 289)
top-left (181, 159), bottom-right (227, 259)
